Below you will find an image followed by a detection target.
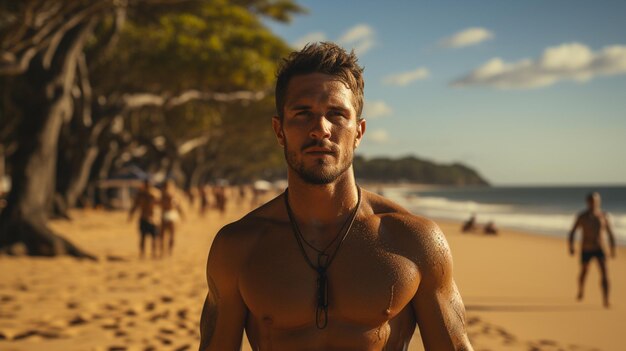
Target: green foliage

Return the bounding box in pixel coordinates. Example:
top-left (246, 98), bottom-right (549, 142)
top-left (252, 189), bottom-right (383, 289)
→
top-left (208, 96), bottom-right (285, 181)
top-left (86, 0), bottom-right (299, 182)
top-left (353, 155), bottom-right (489, 186)
top-left (92, 0), bottom-right (291, 94)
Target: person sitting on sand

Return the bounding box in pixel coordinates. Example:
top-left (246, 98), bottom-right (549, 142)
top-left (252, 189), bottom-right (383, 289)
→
top-left (128, 179), bottom-right (161, 259)
top-left (160, 179), bottom-right (185, 257)
top-left (484, 221), bottom-right (498, 235)
top-left (462, 214), bottom-right (478, 233)
top-left (568, 192), bottom-right (616, 308)
top-left (199, 42), bottom-right (473, 351)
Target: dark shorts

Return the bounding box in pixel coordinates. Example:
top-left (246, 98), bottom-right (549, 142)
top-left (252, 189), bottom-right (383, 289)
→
top-left (139, 219), bottom-right (158, 237)
top-left (581, 249), bottom-right (605, 264)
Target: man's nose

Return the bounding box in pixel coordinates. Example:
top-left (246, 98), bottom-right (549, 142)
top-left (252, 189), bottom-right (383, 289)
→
top-left (309, 116), bottom-right (331, 140)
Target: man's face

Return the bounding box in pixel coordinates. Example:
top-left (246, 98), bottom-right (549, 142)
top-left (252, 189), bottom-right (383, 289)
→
top-left (587, 193), bottom-right (601, 209)
top-left (273, 73), bottom-right (366, 185)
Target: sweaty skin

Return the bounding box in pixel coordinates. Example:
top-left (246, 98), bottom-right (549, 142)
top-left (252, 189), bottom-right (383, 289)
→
top-left (201, 191), bottom-right (471, 350)
top-left (199, 72), bottom-right (472, 350)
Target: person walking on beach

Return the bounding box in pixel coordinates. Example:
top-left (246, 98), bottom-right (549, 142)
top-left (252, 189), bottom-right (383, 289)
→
top-left (160, 179), bottom-right (185, 257)
top-left (199, 184), bottom-right (210, 217)
top-left (212, 184), bottom-right (227, 216)
top-left (568, 192), bottom-right (616, 308)
top-left (128, 179), bottom-right (161, 259)
top-left (199, 42), bottom-right (473, 350)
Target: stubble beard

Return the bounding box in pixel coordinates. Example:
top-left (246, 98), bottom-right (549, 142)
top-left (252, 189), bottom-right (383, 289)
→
top-left (284, 138), bottom-right (354, 185)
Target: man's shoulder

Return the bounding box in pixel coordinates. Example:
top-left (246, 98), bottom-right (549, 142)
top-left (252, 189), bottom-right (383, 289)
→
top-left (363, 188), bottom-right (438, 231)
top-left (362, 189), bottom-right (446, 256)
top-left (214, 193), bottom-right (286, 242)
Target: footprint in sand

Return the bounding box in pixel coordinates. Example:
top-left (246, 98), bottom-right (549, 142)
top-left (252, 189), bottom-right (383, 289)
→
top-left (159, 328), bottom-right (176, 336)
top-left (100, 317), bottom-right (120, 330)
top-left (124, 308), bottom-right (138, 317)
top-left (103, 303), bottom-right (119, 312)
top-left (0, 294), bottom-right (14, 303)
top-left (156, 335), bottom-right (173, 345)
top-left (149, 310), bottom-right (169, 322)
top-left (176, 308), bottom-right (188, 320)
top-left (12, 330), bottom-right (39, 340)
top-left (144, 301), bottom-right (156, 311)
top-left (67, 314), bottom-right (89, 326)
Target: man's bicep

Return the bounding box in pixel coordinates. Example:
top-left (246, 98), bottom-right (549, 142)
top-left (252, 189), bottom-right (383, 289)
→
top-left (411, 228), bottom-right (473, 350)
top-left (199, 230), bottom-right (248, 351)
top-left (570, 215), bottom-right (581, 234)
top-left (199, 282), bottom-right (218, 350)
top-left (413, 278), bottom-right (472, 351)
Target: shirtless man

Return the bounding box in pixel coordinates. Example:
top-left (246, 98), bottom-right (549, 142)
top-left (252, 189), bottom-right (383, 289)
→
top-left (568, 192), bottom-right (616, 308)
top-left (128, 179), bottom-right (160, 259)
top-left (160, 180), bottom-right (185, 256)
top-left (199, 42), bottom-right (473, 350)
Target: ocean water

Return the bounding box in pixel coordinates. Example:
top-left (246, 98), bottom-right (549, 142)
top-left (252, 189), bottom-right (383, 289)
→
top-left (382, 185), bottom-right (626, 245)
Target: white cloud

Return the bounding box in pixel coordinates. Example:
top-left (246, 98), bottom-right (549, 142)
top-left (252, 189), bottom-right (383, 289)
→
top-left (440, 27), bottom-right (494, 49)
top-left (367, 129), bottom-right (390, 144)
top-left (292, 32), bottom-right (327, 49)
top-left (452, 42), bottom-right (626, 89)
top-left (363, 100), bottom-right (393, 119)
top-left (383, 67), bottom-right (430, 86)
top-left (337, 24), bottom-right (376, 55)
top-left (291, 24), bottom-right (376, 55)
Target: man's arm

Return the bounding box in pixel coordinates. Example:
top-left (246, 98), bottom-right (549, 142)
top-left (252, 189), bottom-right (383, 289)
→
top-left (604, 212), bottom-right (616, 258)
top-left (175, 195), bottom-right (186, 221)
top-left (199, 225), bottom-right (248, 351)
top-left (411, 220), bottom-right (473, 351)
top-left (568, 215), bottom-right (580, 256)
top-left (128, 192), bottom-right (140, 222)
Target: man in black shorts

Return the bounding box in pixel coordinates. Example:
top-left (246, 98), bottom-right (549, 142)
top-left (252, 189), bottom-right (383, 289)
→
top-left (568, 192), bottom-right (616, 307)
top-left (129, 179), bottom-right (161, 258)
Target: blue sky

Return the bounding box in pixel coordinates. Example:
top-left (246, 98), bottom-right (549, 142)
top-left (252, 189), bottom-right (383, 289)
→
top-left (264, 0), bottom-right (626, 185)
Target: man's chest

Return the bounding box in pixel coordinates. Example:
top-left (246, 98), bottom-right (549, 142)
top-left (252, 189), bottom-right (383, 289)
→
top-left (238, 230), bottom-right (420, 329)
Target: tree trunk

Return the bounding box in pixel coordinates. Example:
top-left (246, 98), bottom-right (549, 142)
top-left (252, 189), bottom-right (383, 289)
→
top-left (56, 118), bottom-right (110, 213)
top-left (0, 20), bottom-right (96, 260)
top-left (55, 52), bottom-right (106, 214)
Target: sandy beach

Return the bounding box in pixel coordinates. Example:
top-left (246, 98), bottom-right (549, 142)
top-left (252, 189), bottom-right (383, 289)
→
top-left (1, 187), bottom-right (624, 351)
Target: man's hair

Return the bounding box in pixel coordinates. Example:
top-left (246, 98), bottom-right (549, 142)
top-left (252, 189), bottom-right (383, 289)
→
top-left (586, 192), bottom-right (599, 201)
top-left (275, 42), bottom-right (365, 120)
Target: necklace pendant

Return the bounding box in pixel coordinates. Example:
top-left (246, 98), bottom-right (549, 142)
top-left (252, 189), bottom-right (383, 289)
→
top-left (316, 303), bottom-right (329, 329)
top-left (317, 252), bottom-right (330, 268)
top-left (317, 270), bottom-right (328, 308)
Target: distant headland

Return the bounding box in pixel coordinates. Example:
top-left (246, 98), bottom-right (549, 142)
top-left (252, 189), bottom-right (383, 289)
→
top-left (353, 155), bottom-right (489, 186)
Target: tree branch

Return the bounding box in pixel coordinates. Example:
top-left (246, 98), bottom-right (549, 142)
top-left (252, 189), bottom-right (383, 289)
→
top-left (178, 135), bottom-right (210, 156)
top-left (118, 89), bottom-right (268, 112)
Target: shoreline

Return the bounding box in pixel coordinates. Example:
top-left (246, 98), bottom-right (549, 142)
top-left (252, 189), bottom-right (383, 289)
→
top-left (370, 183), bottom-right (626, 247)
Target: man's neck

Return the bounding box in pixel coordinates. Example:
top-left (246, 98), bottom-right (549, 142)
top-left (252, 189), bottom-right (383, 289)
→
top-left (286, 169), bottom-right (359, 228)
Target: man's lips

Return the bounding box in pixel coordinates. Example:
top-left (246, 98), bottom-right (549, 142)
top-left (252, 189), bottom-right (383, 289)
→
top-left (303, 147), bottom-right (335, 154)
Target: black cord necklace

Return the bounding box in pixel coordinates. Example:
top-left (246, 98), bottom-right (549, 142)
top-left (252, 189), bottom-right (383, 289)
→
top-left (284, 186), bottom-right (362, 329)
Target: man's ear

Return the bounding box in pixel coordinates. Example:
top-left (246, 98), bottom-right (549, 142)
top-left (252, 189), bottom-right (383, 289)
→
top-left (272, 116), bottom-right (285, 147)
top-left (354, 118), bottom-right (366, 148)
